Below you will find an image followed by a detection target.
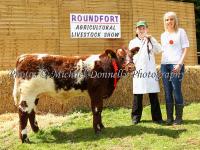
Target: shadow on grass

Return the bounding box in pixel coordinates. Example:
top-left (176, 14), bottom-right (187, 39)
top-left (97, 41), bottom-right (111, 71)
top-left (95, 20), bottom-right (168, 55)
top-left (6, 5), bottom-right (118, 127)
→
top-left (183, 119), bottom-right (200, 125)
top-left (32, 125), bottom-right (187, 144)
top-left (141, 119), bottom-right (200, 125)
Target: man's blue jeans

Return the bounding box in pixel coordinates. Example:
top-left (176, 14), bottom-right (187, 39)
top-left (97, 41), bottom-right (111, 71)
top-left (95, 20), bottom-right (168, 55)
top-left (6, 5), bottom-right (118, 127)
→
top-left (161, 64), bottom-right (184, 105)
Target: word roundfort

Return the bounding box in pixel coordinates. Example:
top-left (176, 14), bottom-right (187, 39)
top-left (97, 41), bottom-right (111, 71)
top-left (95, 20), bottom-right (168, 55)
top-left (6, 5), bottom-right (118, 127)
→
top-left (71, 14), bottom-right (119, 23)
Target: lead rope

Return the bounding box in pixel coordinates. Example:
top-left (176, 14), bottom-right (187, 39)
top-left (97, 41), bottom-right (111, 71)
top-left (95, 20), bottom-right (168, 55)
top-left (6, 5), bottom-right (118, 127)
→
top-left (147, 37), bottom-right (153, 60)
top-left (112, 60), bottom-right (119, 89)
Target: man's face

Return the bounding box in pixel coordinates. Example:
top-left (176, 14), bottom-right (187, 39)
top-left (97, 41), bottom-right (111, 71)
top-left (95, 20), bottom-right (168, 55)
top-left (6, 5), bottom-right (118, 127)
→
top-left (136, 26), bottom-right (147, 38)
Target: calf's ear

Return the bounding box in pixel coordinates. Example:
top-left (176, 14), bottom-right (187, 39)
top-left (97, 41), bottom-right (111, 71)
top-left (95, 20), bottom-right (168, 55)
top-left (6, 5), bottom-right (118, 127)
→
top-left (116, 48), bottom-right (126, 57)
top-left (105, 49), bottom-right (117, 58)
top-left (130, 47), bottom-right (140, 55)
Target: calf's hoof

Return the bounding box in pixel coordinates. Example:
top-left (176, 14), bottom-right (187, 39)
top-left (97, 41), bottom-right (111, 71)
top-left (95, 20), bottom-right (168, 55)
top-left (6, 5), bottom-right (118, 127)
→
top-left (32, 127), bottom-right (39, 133)
top-left (94, 126), bottom-right (102, 134)
top-left (95, 130), bottom-right (101, 135)
top-left (22, 135), bottom-right (30, 144)
top-left (100, 123), bottom-right (105, 130)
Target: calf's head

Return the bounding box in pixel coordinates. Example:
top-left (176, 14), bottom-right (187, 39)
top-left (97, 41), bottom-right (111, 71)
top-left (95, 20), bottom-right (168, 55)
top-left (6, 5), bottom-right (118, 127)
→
top-left (115, 47), bottom-right (139, 72)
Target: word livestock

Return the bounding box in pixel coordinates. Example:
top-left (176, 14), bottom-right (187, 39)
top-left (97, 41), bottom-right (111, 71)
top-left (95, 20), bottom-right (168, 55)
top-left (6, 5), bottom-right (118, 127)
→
top-left (71, 32), bottom-right (120, 38)
top-left (70, 13), bottom-right (121, 38)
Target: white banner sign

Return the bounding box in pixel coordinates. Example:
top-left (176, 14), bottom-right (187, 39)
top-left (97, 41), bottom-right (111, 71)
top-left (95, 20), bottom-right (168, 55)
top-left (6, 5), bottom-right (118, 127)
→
top-left (70, 13), bottom-right (121, 38)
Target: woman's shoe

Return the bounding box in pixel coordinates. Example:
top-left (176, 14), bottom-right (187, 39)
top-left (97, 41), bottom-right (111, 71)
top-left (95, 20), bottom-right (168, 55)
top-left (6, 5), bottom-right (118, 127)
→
top-left (173, 104), bottom-right (183, 125)
top-left (166, 103), bottom-right (174, 125)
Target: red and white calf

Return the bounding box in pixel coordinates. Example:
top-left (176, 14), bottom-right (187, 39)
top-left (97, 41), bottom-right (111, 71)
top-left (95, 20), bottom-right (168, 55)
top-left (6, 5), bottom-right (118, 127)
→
top-left (13, 48), bottom-right (138, 143)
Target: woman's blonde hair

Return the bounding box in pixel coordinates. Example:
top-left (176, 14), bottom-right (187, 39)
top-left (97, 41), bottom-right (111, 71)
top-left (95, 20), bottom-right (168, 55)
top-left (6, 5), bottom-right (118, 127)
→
top-left (163, 12), bottom-right (179, 32)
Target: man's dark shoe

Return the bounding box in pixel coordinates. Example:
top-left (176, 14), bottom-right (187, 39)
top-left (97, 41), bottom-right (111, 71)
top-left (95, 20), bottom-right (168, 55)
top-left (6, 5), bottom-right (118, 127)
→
top-left (166, 119), bottom-right (173, 125)
top-left (132, 119), bottom-right (140, 125)
top-left (132, 116), bottom-right (141, 125)
top-left (153, 120), bottom-right (163, 124)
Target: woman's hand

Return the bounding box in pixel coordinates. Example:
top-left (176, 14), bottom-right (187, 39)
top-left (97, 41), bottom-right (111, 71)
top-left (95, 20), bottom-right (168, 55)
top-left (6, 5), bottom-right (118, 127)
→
top-left (172, 64), bottom-right (182, 74)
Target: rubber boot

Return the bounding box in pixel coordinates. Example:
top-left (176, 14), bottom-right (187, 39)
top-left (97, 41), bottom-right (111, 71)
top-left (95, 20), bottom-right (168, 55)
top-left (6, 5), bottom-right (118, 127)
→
top-left (166, 103), bottom-right (174, 125)
top-left (173, 104), bottom-right (183, 125)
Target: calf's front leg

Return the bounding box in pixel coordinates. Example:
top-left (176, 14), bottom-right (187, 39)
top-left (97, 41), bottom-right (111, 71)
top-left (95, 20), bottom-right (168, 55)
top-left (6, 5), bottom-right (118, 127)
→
top-left (91, 99), bottom-right (104, 134)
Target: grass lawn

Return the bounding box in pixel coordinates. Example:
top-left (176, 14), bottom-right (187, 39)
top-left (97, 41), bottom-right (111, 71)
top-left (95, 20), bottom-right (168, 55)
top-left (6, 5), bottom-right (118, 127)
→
top-left (0, 103), bottom-right (200, 150)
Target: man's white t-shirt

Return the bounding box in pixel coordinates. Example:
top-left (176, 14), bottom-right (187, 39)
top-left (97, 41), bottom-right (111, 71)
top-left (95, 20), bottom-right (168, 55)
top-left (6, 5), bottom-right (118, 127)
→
top-left (161, 28), bottom-right (189, 64)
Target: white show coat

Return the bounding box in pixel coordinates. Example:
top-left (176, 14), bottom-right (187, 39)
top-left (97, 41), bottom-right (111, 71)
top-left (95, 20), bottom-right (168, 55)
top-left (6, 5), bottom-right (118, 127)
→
top-left (128, 37), bottom-right (162, 94)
